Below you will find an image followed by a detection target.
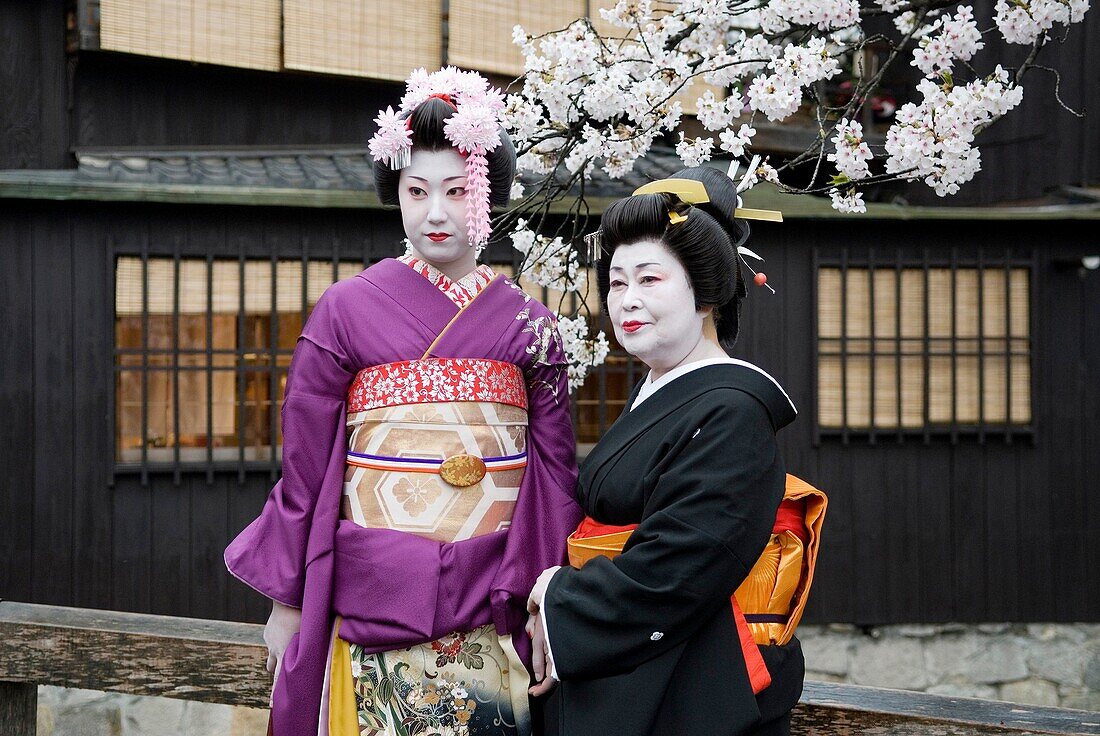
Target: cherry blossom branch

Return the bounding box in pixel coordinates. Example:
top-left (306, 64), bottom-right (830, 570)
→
top-left (495, 0), bottom-right (1090, 385)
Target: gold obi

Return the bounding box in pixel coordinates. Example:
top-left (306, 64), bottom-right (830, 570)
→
top-left (566, 529), bottom-right (634, 569)
top-left (567, 474), bottom-right (828, 647)
top-left (343, 358), bottom-right (528, 543)
top-left (734, 475), bottom-right (827, 645)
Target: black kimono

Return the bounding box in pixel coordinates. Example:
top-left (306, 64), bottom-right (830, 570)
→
top-left (542, 362), bottom-right (803, 736)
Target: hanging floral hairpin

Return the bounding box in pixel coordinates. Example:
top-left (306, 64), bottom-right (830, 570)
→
top-left (369, 67), bottom-right (508, 251)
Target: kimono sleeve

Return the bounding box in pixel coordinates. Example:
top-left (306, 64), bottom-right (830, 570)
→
top-left (543, 390), bottom-right (784, 679)
top-left (490, 317), bottom-right (582, 639)
top-left (224, 293), bottom-right (356, 608)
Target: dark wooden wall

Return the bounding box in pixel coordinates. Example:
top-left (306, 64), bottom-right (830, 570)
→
top-left (0, 200), bottom-right (1097, 625)
top-left (0, 0), bottom-right (71, 169)
top-left (740, 218), bottom-right (1100, 625)
top-left (0, 0), bottom-right (1097, 625)
top-left (0, 200), bottom-right (404, 625)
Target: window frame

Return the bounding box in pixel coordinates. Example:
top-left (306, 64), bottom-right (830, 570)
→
top-left (811, 245), bottom-right (1037, 446)
top-left (108, 233), bottom-right (375, 484)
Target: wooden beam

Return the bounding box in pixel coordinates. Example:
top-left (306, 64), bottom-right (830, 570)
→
top-left (0, 601), bottom-right (270, 707)
top-left (2, 602), bottom-right (1099, 735)
top-left (796, 681), bottom-right (1100, 735)
top-left (0, 681), bottom-right (36, 736)
top-left (2, 171), bottom-right (1100, 220)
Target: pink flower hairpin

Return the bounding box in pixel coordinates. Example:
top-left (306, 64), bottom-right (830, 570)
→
top-left (369, 67), bottom-right (508, 251)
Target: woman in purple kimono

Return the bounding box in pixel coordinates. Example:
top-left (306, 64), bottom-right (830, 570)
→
top-left (225, 68), bottom-right (582, 736)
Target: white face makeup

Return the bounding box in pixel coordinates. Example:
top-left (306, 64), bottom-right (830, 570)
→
top-left (607, 239), bottom-right (718, 379)
top-left (398, 148), bottom-right (476, 281)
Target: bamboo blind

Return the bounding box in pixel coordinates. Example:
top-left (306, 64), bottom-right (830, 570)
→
top-left (449, 0), bottom-right (587, 78)
top-left (283, 0), bottom-right (441, 81)
top-left (99, 0), bottom-right (281, 71)
top-left (817, 266), bottom-right (1031, 430)
top-left (115, 256), bottom-right (362, 315)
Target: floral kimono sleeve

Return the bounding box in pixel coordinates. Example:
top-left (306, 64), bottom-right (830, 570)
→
top-left (491, 308), bottom-right (582, 640)
top-left (225, 293), bottom-right (356, 608)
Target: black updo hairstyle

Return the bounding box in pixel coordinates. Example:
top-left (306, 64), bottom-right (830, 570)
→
top-left (596, 165), bottom-right (750, 354)
top-left (372, 96), bottom-right (517, 208)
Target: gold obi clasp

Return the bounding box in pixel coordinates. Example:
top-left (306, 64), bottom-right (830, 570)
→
top-left (439, 454), bottom-right (488, 488)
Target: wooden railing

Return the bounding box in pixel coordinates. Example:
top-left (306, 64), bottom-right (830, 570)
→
top-left (1, 601), bottom-right (1097, 735)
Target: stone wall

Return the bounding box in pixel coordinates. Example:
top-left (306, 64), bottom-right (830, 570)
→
top-left (35, 687), bottom-right (267, 736)
top-left (800, 623), bottom-right (1100, 711)
top-left (34, 623), bottom-right (1100, 734)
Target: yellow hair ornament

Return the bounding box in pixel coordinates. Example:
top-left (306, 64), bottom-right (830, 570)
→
top-left (733, 207), bottom-right (784, 223)
top-left (632, 178), bottom-right (710, 203)
top-left (631, 178), bottom-right (783, 222)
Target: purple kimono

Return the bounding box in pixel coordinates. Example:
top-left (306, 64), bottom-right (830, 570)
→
top-left (225, 259), bottom-right (582, 735)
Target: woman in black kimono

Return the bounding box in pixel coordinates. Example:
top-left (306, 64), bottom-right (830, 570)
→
top-left (527, 166), bottom-right (804, 736)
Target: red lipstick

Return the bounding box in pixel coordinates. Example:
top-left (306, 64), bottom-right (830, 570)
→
top-left (621, 321), bottom-right (646, 333)
top-left (426, 232), bottom-right (451, 242)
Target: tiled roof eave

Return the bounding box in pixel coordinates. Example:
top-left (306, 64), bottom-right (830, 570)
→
top-left (0, 170), bottom-right (385, 209)
top-left (2, 168), bottom-right (1100, 221)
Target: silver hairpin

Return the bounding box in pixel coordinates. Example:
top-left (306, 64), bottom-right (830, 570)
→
top-left (583, 230), bottom-right (603, 265)
top-left (388, 147), bottom-right (412, 170)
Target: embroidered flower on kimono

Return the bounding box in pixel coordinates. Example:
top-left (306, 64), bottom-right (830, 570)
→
top-left (520, 312), bottom-right (561, 367)
top-left (393, 476), bottom-right (442, 517)
top-left (451, 686), bottom-right (468, 699)
top-left (505, 278), bottom-right (532, 304)
top-left (350, 659), bottom-right (363, 678)
top-left (432, 634), bottom-right (465, 663)
top-left (430, 726), bottom-right (461, 736)
top-left (453, 698), bottom-right (477, 723)
top-left (423, 684), bottom-right (442, 705)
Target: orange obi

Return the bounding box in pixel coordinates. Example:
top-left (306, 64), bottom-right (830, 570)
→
top-left (567, 473), bottom-right (828, 694)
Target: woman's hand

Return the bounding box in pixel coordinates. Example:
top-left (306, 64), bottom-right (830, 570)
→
top-left (526, 612), bottom-right (557, 696)
top-left (526, 565), bottom-right (562, 615)
top-left (263, 600), bottom-right (302, 695)
top-left (526, 566), bottom-right (562, 696)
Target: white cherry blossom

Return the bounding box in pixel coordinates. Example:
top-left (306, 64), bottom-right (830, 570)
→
top-left (675, 133), bottom-right (715, 167)
top-left (912, 6), bottom-right (985, 76)
top-left (497, 0), bottom-right (1089, 385)
top-left (828, 119), bottom-right (873, 180)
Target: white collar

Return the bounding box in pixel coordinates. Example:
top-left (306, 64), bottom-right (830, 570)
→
top-left (630, 357), bottom-right (795, 413)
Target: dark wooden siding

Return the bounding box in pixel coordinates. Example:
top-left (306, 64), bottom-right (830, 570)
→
top-left (0, 1), bottom-right (1098, 625)
top-left (0, 0), bottom-right (71, 170)
top-left (735, 218), bottom-right (1100, 625)
top-left (0, 201), bottom-right (1097, 625)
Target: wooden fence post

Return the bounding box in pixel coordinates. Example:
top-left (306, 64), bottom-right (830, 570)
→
top-left (0, 680), bottom-right (37, 736)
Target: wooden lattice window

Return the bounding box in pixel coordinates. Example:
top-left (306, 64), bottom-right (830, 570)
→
top-left (114, 255), bottom-right (362, 475)
top-left (816, 249), bottom-right (1032, 442)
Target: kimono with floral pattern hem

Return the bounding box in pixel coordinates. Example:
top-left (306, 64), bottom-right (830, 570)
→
top-left (224, 258), bottom-right (582, 736)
